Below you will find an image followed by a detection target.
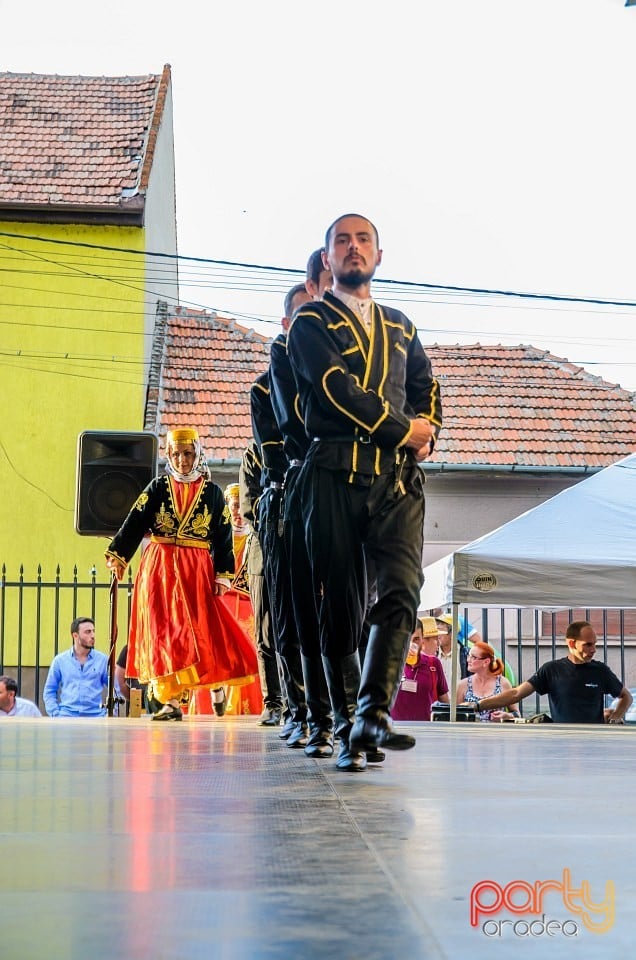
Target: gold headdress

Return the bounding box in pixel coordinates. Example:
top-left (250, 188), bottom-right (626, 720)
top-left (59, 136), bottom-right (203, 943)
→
top-left (167, 427), bottom-right (199, 445)
top-left (224, 482), bottom-right (240, 501)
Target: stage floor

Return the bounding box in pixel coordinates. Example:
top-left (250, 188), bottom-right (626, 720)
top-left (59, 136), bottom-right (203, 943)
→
top-left (2, 717), bottom-right (634, 959)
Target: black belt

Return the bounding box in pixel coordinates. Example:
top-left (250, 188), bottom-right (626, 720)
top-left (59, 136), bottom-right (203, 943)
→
top-left (313, 434), bottom-right (372, 445)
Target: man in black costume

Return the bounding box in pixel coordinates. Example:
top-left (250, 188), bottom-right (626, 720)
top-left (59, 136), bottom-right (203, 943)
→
top-left (287, 213), bottom-right (442, 770)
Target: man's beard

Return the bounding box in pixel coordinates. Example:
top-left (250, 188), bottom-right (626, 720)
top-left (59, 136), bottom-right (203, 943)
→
top-left (336, 266), bottom-right (375, 290)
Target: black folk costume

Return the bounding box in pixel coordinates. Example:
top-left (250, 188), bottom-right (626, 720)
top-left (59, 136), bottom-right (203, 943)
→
top-left (239, 441), bottom-right (284, 720)
top-left (269, 331), bottom-right (334, 755)
top-left (287, 290), bottom-right (442, 764)
top-left (105, 473), bottom-right (258, 705)
top-left (250, 370), bottom-right (309, 741)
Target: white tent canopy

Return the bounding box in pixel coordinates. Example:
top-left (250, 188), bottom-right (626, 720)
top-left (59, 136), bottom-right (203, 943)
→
top-left (421, 452), bottom-right (636, 610)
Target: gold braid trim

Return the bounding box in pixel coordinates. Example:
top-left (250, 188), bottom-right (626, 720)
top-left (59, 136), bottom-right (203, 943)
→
top-left (150, 535), bottom-right (209, 549)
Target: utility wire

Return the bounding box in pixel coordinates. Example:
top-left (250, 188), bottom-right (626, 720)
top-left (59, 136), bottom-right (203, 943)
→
top-left (2, 229), bottom-right (636, 310)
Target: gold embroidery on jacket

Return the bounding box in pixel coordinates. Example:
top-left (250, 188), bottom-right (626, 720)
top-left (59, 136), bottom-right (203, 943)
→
top-left (155, 503), bottom-right (176, 534)
top-left (134, 492), bottom-right (149, 512)
top-left (190, 504), bottom-right (212, 538)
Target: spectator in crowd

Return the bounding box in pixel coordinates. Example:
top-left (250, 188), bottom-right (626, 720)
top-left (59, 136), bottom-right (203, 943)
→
top-left (0, 675), bottom-right (41, 717)
top-left (392, 617), bottom-right (449, 721)
top-left (432, 609), bottom-right (479, 645)
top-left (456, 640), bottom-right (518, 721)
top-left (465, 621), bottom-right (632, 724)
top-left (435, 616), bottom-right (469, 686)
top-left (43, 617), bottom-right (109, 717)
top-left (435, 612), bottom-right (516, 685)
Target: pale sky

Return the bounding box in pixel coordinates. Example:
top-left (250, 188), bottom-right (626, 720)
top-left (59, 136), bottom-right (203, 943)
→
top-left (3, 0), bottom-right (636, 391)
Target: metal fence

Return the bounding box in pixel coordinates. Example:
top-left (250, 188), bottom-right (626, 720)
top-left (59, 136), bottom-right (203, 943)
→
top-left (455, 606), bottom-right (635, 715)
top-left (0, 564), bottom-right (134, 710)
top-left (2, 565), bottom-right (635, 716)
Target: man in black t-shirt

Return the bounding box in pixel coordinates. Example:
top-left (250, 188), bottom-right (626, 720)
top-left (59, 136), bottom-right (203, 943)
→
top-left (468, 620), bottom-right (632, 724)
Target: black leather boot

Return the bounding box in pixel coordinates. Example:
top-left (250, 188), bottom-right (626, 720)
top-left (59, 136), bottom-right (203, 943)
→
top-left (279, 647), bottom-right (308, 728)
top-left (322, 652), bottom-right (367, 772)
top-left (302, 654), bottom-right (334, 757)
top-left (279, 648), bottom-right (309, 747)
top-left (350, 626), bottom-right (416, 752)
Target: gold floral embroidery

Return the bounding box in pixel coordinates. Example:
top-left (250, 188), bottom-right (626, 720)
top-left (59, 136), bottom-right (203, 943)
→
top-left (222, 504), bottom-right (232, 525)
top-left (155, 503), bottom-right (176, 534)
top-left (134, 493), bottom-right (149, 512)
top-left (190, 504), bottom-right (212, 537)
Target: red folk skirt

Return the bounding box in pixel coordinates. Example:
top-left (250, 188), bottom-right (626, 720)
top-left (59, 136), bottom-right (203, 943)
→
top-left (126, 540), bottom-right (258, 701)
top-left (189, 587), bottom-right (263, 716)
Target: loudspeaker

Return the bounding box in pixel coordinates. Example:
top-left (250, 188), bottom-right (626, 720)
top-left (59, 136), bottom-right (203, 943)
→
top-left (75, 431), bottom-right (158, 536)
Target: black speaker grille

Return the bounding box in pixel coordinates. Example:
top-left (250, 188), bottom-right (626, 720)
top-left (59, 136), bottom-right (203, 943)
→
top-left (87, 471), bottom-right (143, 529)
top-left (75, 430), bottom-right (158, 536)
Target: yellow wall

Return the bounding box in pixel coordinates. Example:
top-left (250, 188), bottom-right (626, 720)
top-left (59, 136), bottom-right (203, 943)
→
top-left (0, 222), bottom-right (148, 662)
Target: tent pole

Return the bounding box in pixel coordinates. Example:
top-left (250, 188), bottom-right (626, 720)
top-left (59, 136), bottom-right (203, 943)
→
top-left (450, 602), bottom-right (460, 722)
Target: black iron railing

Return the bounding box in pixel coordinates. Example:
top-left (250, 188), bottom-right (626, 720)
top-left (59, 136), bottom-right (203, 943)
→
top-left (0, 564), bottom-right (134, 708)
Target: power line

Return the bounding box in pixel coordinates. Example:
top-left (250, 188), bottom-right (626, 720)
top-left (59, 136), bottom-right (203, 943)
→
top-left (2, 228), bottom-right (636, 310)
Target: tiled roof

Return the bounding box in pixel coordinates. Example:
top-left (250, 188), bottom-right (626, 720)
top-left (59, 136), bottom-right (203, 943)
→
top-left (148, 315), bottom-right (636, 469)
top-left (425, 343), bottom-right (636, 469)
top-left (146, 305), bottom-right (270, 461)
top-left (0, 67), bottom-right (170, 206)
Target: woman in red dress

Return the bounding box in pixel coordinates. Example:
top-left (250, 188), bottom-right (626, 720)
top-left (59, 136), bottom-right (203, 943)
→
top-left (191, 482), bottom-right (264, 716)
top-left (105, 428), bottom-right (258, 720)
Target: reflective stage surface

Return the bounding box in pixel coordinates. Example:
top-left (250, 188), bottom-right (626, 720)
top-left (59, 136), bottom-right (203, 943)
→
top-left (1, 719), bottom-right (634, 959)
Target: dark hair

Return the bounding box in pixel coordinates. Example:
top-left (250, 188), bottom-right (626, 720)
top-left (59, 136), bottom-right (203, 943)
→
top-left (284, 282), bottom-right (308, 319)
top-left (306, 248), bottom-right (325, 286)
top-left (324, 213), bottom-right (380, 249)
top-left (566, 620), bottom-right (592, 640)
top-left (71, 616), bottom-right (94, 636)
top-left (0, 675), bottom-right (17, 695)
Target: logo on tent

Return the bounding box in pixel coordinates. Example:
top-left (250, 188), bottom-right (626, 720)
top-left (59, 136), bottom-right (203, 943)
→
top-left (473, 572), bottom-right (497, 592)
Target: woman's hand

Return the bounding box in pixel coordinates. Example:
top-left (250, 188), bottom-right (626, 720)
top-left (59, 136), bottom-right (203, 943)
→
top-left (491, 710), bottom-right (516, 722)
top-left (105, 555), bottom-right (126, 582)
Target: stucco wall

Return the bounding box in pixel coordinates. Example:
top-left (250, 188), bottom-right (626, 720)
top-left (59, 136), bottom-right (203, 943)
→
top-left (143, 80), bottom-right (178, 376)
top-left (0, 222), bottom-right (147, 659)
top-left (422, 471), bottom-right (582, 565)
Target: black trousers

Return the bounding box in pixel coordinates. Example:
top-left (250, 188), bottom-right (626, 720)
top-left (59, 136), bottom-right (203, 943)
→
top-left (260, 486), bottom-right (301, 662)
top-left (297, 452), bottom-right (425, 658)
top-left (283, 464), bottom-right (321, 659)
top-left (248, 570), bottom-right (282, 710)
top-left (259, 486), bottom-right (307, 722)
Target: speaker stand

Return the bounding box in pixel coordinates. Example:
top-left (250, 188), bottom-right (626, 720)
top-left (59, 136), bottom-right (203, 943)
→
top-left (106, 572), bottom-right (119, 717)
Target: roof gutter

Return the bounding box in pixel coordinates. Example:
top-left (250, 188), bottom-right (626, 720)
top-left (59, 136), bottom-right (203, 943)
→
top-left (202, 459), bottom-right (601, 476)
top-left (421, 463), bottom-right (601, 476)
top-left (0, 195), bottom-right (145, 226)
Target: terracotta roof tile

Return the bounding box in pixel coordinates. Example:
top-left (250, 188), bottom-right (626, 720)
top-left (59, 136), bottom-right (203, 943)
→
top-left (147, 319), bottom-right (636, 469)
top-left (0, 69), bottom-right (168, 205)
top-left (146, 306), bottom-right (270, 461)
top-left (426, 343), bottom-right (636, 468)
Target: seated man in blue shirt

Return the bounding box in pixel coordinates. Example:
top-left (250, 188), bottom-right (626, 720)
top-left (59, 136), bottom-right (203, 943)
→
top-left (43, 617), bottom-right (109, 717)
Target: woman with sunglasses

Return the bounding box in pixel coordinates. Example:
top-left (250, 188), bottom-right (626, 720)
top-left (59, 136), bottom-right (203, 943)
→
top-left (457, 641), bottom-right (519, 722)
